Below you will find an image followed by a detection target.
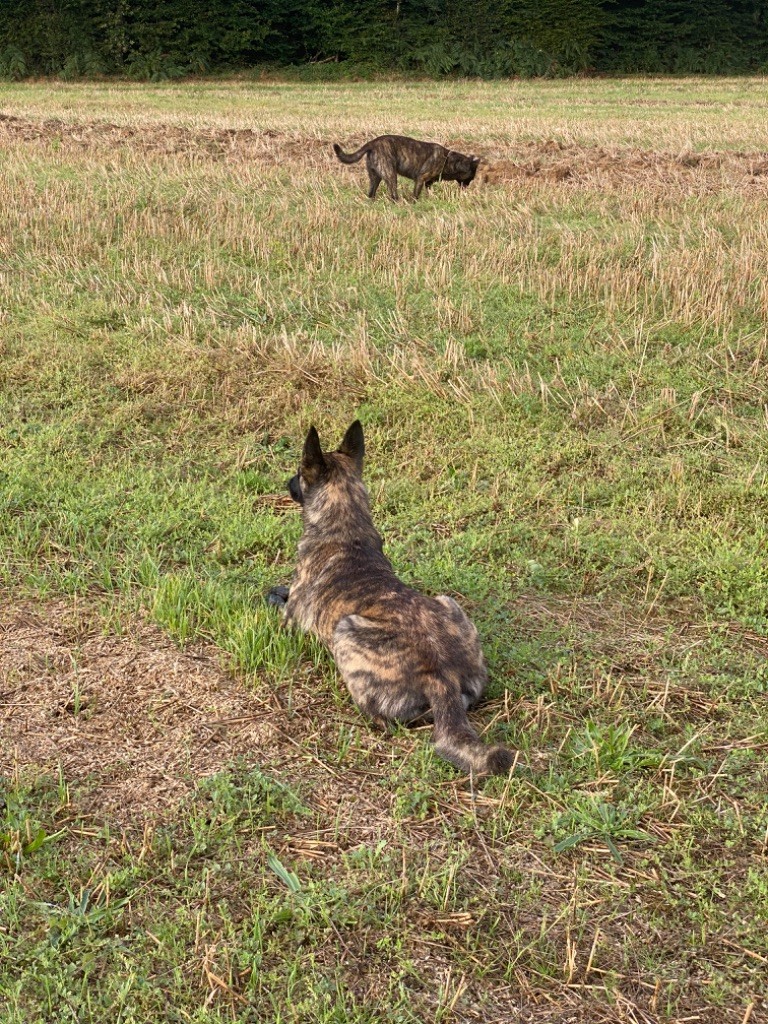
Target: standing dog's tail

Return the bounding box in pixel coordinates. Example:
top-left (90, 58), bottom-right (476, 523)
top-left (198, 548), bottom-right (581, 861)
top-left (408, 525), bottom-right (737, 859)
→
top-left (333, 142), bottom-right (370, 164)
top-left (430, 686), bottom-right (516, 777)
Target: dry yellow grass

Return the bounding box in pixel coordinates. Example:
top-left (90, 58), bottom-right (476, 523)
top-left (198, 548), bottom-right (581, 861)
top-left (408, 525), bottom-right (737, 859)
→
top-left (3, 76), bottom-right (768, 149)
top-left (3, 111), bottom-right (768, 337)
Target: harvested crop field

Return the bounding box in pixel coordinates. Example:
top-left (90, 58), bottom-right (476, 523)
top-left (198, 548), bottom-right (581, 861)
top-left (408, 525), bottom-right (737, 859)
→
top-left (1, 77), bottom-right (767, 1023)
top-left (3, 110), bottom-right (768, 187)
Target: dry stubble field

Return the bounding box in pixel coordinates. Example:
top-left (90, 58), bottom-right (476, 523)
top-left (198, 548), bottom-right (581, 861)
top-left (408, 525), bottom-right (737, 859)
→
top-left (1, 77), bottom-right (768, 1023)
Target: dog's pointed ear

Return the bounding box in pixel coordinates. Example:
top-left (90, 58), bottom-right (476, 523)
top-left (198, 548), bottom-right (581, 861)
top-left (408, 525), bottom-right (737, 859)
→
top-left (338, 420), bottom-right (365, 470)
top-left (302, 426), bottom-right (326, 480)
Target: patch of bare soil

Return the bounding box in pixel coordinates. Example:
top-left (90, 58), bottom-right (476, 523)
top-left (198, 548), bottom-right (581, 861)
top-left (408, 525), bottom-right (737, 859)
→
top-left (2, 113), bottom-right (767, 188)
top-left (479, 138), bottom-right (768, 189)
top-left (0, 112), bottom-right (330, 165)
top-left (0, 600), bottom-right (278, 823)
top-left (0, 596), bottom-right (433, 833)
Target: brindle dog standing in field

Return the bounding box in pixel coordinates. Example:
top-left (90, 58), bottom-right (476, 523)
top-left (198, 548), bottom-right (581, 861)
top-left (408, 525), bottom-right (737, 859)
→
top-left (333, 135), bottom-right (480, 201)
top-left (267, 421), bottom-right (515, 776)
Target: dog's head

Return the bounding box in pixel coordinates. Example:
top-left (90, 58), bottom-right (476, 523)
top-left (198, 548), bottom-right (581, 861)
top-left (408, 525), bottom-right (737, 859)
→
top-left (288, 420), bottom-right (365, 507)
top-left (447, 152), bottom-right (481, 188)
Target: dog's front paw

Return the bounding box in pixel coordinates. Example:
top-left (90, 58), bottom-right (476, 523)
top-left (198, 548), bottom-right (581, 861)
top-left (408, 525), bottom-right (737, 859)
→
top-left (266, 585), bottom-right (289, 609)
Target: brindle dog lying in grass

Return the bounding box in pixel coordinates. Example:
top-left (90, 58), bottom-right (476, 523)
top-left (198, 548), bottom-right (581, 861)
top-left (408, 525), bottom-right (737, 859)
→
top-left (333, 135), bottom-right (480, 201)
top-left (268, 421), bottom-right (515, 776)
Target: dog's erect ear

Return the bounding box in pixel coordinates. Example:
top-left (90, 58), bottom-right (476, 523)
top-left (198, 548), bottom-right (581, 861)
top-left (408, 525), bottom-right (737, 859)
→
top-left (302, 426), bottom-right (326, 481)
top-left (338, 420), bottom-right (365, 471)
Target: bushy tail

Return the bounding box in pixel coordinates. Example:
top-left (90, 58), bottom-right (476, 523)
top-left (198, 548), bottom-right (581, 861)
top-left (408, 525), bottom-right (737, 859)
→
top-left (333, 141), bottom-right (369, 164)
top-left (430, 687), bottom-right (515, 777)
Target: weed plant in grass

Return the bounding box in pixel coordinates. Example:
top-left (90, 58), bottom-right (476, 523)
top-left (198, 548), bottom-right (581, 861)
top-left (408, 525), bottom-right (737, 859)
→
top-left (1, 80), bottom-right (767, 1023)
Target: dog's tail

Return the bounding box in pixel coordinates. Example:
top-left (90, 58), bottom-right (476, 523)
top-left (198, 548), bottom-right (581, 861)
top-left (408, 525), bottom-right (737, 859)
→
top-left (429, 685), bottom-right (515, 776)
top-left (333, 141), bottom-right (370, 164)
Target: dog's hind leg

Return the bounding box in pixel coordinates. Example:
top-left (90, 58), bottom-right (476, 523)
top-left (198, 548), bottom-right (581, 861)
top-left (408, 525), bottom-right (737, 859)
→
top-left (332, 614), bottom-right (427, 724)
top-left (382, 171), bottom-right (399, 202)
top-left (367, 166), bottom-right (382, 200)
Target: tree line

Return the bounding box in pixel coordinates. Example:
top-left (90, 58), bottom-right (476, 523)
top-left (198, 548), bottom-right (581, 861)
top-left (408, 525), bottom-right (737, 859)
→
top-left (1, 0), bottom-right (766, 80)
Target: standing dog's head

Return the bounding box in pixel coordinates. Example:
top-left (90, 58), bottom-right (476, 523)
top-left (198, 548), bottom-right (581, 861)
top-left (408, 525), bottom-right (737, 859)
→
top-left (445, 151), bottom-right (481, 188)
top-left (288, 420), bottom-right (365, 508)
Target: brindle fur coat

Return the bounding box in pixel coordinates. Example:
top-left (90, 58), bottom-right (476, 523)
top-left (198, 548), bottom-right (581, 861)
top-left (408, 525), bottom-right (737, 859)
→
top-left (333, 135), bottom-right (480, 201)
top-left (268, 421), bottom-right (515, 776)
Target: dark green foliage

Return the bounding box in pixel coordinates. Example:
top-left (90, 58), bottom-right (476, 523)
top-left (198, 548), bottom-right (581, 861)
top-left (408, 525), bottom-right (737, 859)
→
top-left (0, 0), bottom-right (317, 79)
top-left (302, 0), bottom-right (599, 78)
top-left (0, 0), bottom-right (767, 79)
top-left (603, 0), bottom-right (768, 73)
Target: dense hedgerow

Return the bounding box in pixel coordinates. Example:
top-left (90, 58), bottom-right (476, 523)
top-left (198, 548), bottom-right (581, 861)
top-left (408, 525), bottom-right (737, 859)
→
top-left (1, 0), bottom-right (767, 81)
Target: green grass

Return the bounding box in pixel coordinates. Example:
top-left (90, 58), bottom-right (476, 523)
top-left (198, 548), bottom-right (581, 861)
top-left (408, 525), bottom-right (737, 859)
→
top-left (1, 79), bottom-right (767, 1022)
